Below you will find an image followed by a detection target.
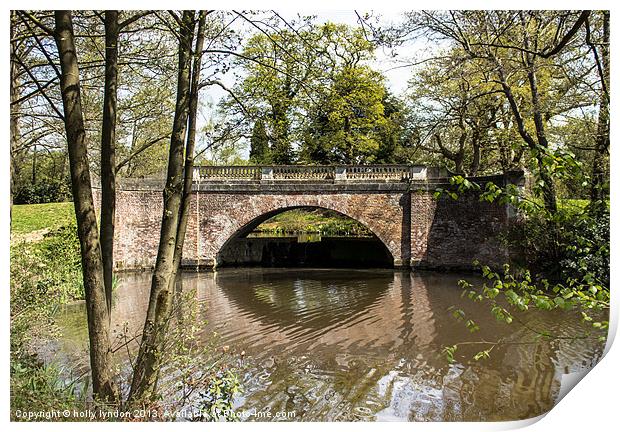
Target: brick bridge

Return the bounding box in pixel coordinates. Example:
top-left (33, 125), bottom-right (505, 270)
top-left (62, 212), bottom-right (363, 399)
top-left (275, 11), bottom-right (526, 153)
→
top-left (101, 165), bottom-right (523, 271)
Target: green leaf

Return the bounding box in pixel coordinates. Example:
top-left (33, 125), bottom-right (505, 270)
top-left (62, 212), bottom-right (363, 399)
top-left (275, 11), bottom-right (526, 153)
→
top-left (473, 349), bottom-right (491, 361)
top-left (442, 345), bottom-right (458, 363)
top-left (466, 319), bottom-right (480, 333)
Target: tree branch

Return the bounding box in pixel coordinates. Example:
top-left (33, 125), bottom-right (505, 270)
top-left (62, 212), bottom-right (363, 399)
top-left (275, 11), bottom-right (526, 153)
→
top-left (119, 11), bottom-right (154, 29)
top-left (13, 53), bottom-right (64, 120)
top-left (11, 76), bottom-right (59, 106)
top-left (200, 79), bottom-right (249, 116)
top-left (18, 12), bottom-right (62, 79)
top-left (19, 11), bottom-right (54, 36)
top-left (115, 134), bottom-right (170, 173)
top-left (539, 11), bottom-right (589, 58)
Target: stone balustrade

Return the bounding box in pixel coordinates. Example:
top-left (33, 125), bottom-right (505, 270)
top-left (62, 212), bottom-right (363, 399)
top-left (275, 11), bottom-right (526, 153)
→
top-left (193, 165), bottom-right (434, 182)
top-left (193, 165), bottom-right (261, 180)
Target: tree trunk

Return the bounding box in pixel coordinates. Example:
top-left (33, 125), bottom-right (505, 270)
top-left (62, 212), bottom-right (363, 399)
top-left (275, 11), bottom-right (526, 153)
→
top-left (270, 98), bottom-right (292, 164)
top-left (171, 11), bottom-right (207, 280)
top-left (526, 60), bottom-right (557, 214)
top-left (128, 10), bottom-right (196, 404)
top-left (32, 145), bottom-right (37, 184)
top-left (497, 60), bottom-right (557, 214)
top-left (53, 10), bottom-right (116, 402)
top-left (519, 13), bottom-right (558, 215)
top-left (469, 129), bottom-right (481, 176)
top-left (10, 12), bottom-right (19, 212)
top-left (590, 11), bottom-right (610, 210)
top-left (454, 129), bottom-right (466, 175)
top-left (100, 10), bottom-right (120, 316)
top-left (454, 154), bottom-right (464, 175)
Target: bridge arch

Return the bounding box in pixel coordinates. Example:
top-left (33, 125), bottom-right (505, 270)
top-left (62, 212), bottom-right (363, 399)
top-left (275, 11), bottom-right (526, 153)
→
top-left (209, 203), bottom-right (397, 268)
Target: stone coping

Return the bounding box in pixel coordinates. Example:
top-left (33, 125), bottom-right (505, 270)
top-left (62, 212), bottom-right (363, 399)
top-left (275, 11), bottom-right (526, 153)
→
top-left (92, 171), bottom-right (523, 193)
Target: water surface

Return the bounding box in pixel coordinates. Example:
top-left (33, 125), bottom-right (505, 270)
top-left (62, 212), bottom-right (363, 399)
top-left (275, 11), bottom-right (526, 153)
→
top-left (53, 268), bottom-right (605, 421)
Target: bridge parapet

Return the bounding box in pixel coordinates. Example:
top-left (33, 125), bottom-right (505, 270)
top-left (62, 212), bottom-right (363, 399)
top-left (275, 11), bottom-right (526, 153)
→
top-left (193, 165), bottom-right (261, 180)
top-left (193, 164), bottom-right (437, 183)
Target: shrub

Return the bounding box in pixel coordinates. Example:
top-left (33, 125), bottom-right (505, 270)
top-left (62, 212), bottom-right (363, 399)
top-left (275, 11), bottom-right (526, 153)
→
top-left (10, 223), bottom-right (84, 358)
top-left (14, 179), bottom-right (72, 205)
top-left (501, 203), bottom-right (609, 286)
top-left (559, 206), bottom-right (609, 287)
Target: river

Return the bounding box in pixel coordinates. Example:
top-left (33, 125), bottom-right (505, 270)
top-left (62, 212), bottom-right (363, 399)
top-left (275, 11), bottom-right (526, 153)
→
top-left (51, 267), bottom-right (605, 421)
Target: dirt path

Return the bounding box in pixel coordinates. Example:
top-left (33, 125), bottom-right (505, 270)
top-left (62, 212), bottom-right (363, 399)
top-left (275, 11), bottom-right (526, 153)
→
top-left (10, 228), bottom-right (50, 245)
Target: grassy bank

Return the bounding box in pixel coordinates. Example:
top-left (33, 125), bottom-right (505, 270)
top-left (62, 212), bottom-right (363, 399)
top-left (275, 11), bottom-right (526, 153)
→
top-left (255, 208), bottom-right (372, 236)
top-left (10, 202), bottom-right (85, 419)
top-left (11, 202), bottom-right (75, 235)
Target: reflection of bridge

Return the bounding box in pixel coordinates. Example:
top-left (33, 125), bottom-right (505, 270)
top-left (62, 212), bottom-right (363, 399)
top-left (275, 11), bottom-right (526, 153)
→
top-left (101, 165), bottom-right (523, 270)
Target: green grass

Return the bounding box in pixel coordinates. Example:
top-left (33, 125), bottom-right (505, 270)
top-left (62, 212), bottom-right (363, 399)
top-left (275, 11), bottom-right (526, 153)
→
top-left (558, 199), bottom-right (589, 211)
top-left (11, 202), bottom-right (75, 235)
top-left (256, 208), bottom-right (372, 236)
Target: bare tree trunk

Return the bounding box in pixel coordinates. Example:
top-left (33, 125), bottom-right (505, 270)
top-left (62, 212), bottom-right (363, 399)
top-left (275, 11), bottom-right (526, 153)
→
top-left (100, 10), bottom-right (119, 316)
top-left (497, 60), bottom-right (557, 215)
top-left (521, 13), bottom-right (558, 214)
top-left (469, 130), bottom-right (481, 176)
top-left (171, 11), bottom-right (207, 280)
top-left (53, 10), bottom-right (116, 402)
top-left (590, 11), bottom-right (609, 209)
top-left (10, 11), bottom-right (20, 212)
top-left (526, 59), bottom-right (558, 214)
top-left (128, 11), bottom-right (196, 404)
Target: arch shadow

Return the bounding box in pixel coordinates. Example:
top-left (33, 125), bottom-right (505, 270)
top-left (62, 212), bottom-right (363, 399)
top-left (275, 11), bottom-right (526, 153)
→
top-left (215, 205), bottom-right (395, 269)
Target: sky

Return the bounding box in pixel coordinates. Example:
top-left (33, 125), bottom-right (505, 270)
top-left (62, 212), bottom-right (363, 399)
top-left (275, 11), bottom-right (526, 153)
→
top-left (310, 11), bottom-right (415, 93)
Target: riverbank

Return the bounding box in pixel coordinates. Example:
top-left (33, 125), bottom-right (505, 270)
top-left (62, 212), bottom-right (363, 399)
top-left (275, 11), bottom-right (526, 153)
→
top-left (10, 202), bottom-right (242, 421)
top-left (252, 208), bottom-right (372, 236)
top-left (10, 203), bottom-right (86, 420)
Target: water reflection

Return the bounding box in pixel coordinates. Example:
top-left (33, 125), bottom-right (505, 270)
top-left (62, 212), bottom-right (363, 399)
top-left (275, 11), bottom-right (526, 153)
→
top-left (54, 268), bottom-right (604, 421)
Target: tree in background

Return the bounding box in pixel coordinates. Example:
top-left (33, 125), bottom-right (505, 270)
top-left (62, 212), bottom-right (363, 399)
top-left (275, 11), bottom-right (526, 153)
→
top-left (375, 93), bottom-right (408, 163)
top-left (300, 66), bottom-right (400, 164)
top-left (249, 119), bottom-right (270, 164)
top-left (219, 21), bottom-right (393, 165)
top-left (232, 24), bottom-right (323, 164)
top-left (403, 11), bottom-right (603, 213)
top-left (407, 47), bottom-right (508, 175)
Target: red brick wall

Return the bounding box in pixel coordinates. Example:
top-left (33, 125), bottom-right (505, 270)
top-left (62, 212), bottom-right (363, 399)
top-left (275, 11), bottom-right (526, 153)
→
top-left (411, 190), bottom-right (509, 269)
top-left (96, 183), bottom-right (512, 271)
